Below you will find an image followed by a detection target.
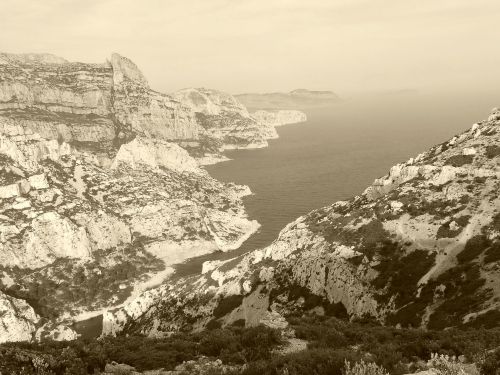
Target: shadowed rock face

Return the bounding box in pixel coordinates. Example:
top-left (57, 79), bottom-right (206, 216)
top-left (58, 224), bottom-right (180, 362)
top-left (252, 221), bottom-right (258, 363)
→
top-left (103, 108), bottom-right (500, 337)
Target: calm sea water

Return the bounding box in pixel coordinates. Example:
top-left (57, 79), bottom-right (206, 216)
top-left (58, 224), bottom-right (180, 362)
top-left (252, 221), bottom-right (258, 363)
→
top-left (174, 91), bottom-right (500, 276)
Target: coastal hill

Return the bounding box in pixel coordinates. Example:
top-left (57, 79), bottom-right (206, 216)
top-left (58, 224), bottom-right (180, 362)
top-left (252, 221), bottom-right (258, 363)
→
top-left (236, 89), bottom-right (340, 110)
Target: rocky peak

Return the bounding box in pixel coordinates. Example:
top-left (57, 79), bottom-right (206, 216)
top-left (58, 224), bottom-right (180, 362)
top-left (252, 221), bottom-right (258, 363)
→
top-left (110, 53), bottom-right (149, 88)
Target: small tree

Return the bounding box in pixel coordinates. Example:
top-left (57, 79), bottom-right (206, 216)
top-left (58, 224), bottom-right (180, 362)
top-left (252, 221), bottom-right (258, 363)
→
top-left (343, 360), bottom-right (389, 375)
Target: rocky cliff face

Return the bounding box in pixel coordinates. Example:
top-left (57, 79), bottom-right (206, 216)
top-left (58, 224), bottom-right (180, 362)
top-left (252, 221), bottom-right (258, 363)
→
top-left (0, 52), bottom-right (309, 343)
top-left (103, 108), bottom-right (500, 337)
top-left (110, 54), bottom-right (199, 141)
top-left (0, 125), bottom-right (260, 341)
top-left (0, 53), bottom-right (296, 343)
top-left (173, 88), bottom-right (300, 151)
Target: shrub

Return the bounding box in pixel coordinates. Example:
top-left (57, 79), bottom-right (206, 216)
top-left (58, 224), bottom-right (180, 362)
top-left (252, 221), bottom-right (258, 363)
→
top-left (427, 353), bottom-right (468, 375)
top-left (457, 235), bottom-right (490, 263)
top-left (240, 348), bottom-right (362, 375)
top-left (344, 359), bottom-right (389, 375)
top-left (479, 348), bottom-right (500, 375)
top-left (213, 295), bottom-right (244, 318)
top-left (485, 145), bottom-right (500, 159)
top-left (445, 155), bottom-right (474, 167)
top-left (484, 241), bottom-right (500, 264)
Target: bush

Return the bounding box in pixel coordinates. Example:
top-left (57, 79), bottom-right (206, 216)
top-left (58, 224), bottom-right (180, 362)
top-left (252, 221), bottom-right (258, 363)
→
top-left (445, 155), bottom-right (474, 167)
top-left (457, 235), bottom-right (490, 263)
top-left (480, 348), bottom-right (500, 375)
top-left (427, 353), bottom-right (468, 375)
top-left (344, 360), bottom-right (389, 375)
top-left (240, 348), bottom-right (362, 375)
top-left (485, 145), bottom-right (500, 159)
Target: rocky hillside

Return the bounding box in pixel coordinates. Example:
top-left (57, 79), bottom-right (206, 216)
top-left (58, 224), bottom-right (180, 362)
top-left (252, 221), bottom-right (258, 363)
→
top-left (0, 52), bottom-right (306, 343)
top-left (103, 108), bottom-right (500, 337)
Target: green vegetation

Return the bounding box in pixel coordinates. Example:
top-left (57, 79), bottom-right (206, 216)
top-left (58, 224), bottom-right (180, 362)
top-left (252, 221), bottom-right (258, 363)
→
top-left (480, 347), bottom-right (500, 375)
top-left (213, 295), bottom-right (245, 318)
top-left (457, 235), bottom-right (490, 264)
top-left (344, 360), bottom-right (389, 375)
top-left (2, 316), bottom-right (500, 374)
top-left (436, 215), bottom-right (470, 239)
top-left (288, 315), bottom-right (500, 374)
top-left (0, 325), bottom-right (282, 375)
top-left (485, 145), bottom-right (500, 159)
top-left (373, 246), bottom-right (435, 309)
top-left (0, 244), bottom-right (164, 319)
top-left (427, 263), bottom-right (490, 330)
top-left (445, 154), bottom-right (474, 167)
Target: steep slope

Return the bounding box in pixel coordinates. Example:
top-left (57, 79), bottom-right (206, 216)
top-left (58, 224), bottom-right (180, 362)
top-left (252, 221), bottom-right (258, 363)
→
top-left (103, 108), bottom-right (500, 337)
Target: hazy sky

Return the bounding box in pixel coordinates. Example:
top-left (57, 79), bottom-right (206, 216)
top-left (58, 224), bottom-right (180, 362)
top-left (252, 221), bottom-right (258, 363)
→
top-left (2, 0), bottom-right (500, 95)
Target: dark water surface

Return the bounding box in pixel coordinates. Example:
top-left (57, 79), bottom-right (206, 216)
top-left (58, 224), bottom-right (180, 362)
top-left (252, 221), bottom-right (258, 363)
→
top-left (174, 92), bottom-right (500, 276)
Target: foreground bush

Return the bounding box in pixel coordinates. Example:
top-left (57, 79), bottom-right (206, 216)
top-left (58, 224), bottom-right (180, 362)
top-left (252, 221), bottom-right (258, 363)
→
top-left (239, 348), bottom-right (362, 375)
top-left (427, 353), bottom-right (468, 375)
top-left (1, 316), bottom-right (500, 374)
top-left (344, 359), bottom-right (389, 375)
top-left (479, 348), bottom-right (500, 375)
top-left (289, 315), bottom-right (500, 373)
top-left (0, 325), bottom-right (282, 374)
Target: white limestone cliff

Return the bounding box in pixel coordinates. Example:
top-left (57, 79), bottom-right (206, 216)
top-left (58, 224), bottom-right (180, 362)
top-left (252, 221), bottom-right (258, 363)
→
top-left (0, 291), bottom-right (39, 343)
top-left (112, 137), bottom-right (201, 174)
top-left (251, 110), bottom-right (307, 127)
top-left (0, 51), bottom-right (310, 342)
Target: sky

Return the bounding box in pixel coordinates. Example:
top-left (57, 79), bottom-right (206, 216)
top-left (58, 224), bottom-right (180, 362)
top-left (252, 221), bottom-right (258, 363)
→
top-left (2, 0), bottom-right (500, 95)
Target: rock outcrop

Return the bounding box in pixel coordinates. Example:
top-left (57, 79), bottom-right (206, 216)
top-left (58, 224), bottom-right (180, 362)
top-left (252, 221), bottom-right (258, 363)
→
top-left (251, 110), bottom-right (307, 127)
top-left (0, 291), bottom-right (39, 343)
top-left (103, 107), bottom-right (500, 337)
